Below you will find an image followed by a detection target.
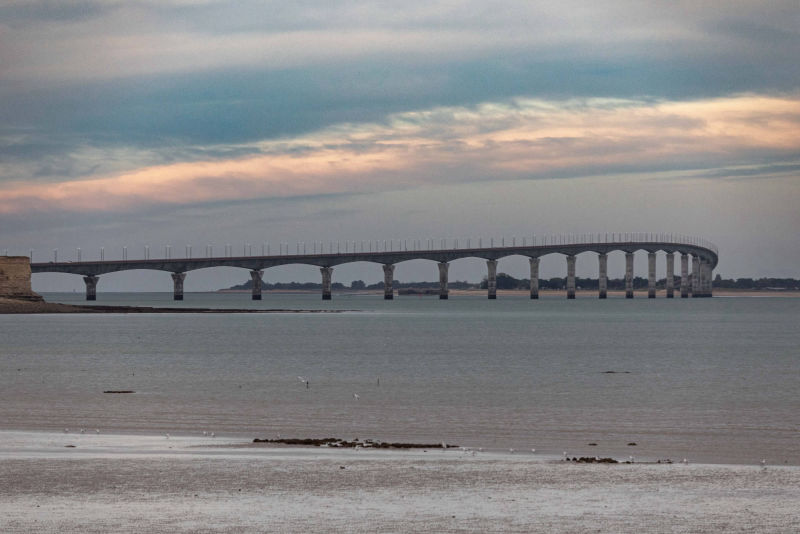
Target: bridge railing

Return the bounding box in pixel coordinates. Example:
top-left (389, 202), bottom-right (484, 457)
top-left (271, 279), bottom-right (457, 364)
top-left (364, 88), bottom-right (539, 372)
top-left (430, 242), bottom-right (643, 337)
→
top-left (16, 232), bottom-right (717, 264)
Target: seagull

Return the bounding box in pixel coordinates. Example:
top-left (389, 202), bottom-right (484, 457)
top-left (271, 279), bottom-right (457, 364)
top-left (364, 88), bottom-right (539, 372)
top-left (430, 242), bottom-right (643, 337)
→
top-left (531, 448), bottom-right (536, 453)
top-left (64, 428), bottom-right (69, 433)
top-left (203, 431), bottom-right (207, 436)
top-left (298, 376), bottom-right (309, 388)
top-left (760, 459), bottom-right (767, 469)
top-left (629, 455), bottom-right (635, 463)
top-left (80, 428), bottom-right (85, 434)
top-left (95, 429), bottom-right (100, 434)
top-left (353, 393), bottom-right (360, 400)
top-left (509, 448), bottom-right (515, 453)
top-left (211, 432), bottom-right (215, 438)
top-left (165, 433), bottom-right (170, 439)
top-left (683, 458), bottom-right (688, 465)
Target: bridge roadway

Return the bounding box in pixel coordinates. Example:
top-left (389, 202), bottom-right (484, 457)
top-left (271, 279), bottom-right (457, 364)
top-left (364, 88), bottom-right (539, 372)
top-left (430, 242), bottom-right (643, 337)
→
top-left (31, 235), bottom-right (719, 301)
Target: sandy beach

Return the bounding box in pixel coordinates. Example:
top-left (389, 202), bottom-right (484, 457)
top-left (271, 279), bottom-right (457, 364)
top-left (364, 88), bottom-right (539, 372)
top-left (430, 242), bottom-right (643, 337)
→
top-left (1, 431), bottom-right (798, 533)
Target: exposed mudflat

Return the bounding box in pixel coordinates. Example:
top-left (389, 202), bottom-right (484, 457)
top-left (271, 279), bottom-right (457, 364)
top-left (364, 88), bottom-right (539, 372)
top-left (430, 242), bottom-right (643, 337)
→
top-left (1, 431), bottom-right (798, 533)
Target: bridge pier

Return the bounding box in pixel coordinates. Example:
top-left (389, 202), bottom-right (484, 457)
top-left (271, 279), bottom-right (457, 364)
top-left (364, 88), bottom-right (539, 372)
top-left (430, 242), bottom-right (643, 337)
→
top-left (700, 259), bottom-right (713, 297)
top-left (250, 270), bottom-right (263, 300)
top-left (486, 259), bottom-right (497, 299)
top-left (705, 261), bottom-right (714, 297)
top-left (598, 253), bottom-right (607, 299)
top-left (320, 267), bottom-right (333, 300)
top-left (666, 252), bottom-right (674, 298)
top-left (171, 272), bottom-right (186, 300)
top-left (438, 262), bottom-right (449, 300)
top-left (382, 264), bottom-right (395, 300)
top-left (648, 252), bottom-right (656, 298)
top-left (680, 253), bottom-right (689, 298)
top-left (566, 255), bottom-right (576, 299)
top-left (529, 257), bottom-right (539, 299)
top-left (691, 256), bottom-right (700, 297)
top-left (83, 275), bottom-right (98, 301)
top-left (625, 252), bottom-right (634, 298)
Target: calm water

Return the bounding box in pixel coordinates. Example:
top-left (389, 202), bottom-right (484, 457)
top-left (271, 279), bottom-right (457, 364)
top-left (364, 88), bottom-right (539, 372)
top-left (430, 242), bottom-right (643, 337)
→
top-left (2, 292), bottom-right (798, 465)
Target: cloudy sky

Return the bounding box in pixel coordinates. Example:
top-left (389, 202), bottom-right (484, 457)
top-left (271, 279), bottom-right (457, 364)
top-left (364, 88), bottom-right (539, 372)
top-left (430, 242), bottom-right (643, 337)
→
top-left (2, 1), bottom-right (799, 291)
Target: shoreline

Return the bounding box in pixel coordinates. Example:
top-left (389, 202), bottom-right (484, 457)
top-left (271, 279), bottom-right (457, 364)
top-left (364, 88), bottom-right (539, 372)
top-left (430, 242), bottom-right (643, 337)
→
top-left (0, 297), bottom-right (346, 314)
top-left (2, 429), bottom-right (798, 532)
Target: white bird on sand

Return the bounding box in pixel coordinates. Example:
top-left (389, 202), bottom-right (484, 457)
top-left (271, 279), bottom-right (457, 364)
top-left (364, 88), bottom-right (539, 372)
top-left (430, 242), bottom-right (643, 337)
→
top-left (760, 459), bottom-right (767, 469)
top-left (165, 433), bottom-right (170, 439)
top-left (509, 448), bottom-right (514, 453)
top-left (95, 429), bottom-right (100, 434)
top-left (298, 376), bottom-right (309, 388)
top-left (80, 428), bottom-right (85, 434)
top-left (64, 428), bottom-right (69, 433)
top-left (211, 432), bottom-right (215, 438)
top-left (531, 448), bottom-right (536, 453)
top-left (683, 458), bottom-right (688, 465)
top-left (203, 431), bottom-right (207, 436)
top-left (629, 455), bottom-right (635, 463)
top-left (353, 393), bottom-right (360, 400)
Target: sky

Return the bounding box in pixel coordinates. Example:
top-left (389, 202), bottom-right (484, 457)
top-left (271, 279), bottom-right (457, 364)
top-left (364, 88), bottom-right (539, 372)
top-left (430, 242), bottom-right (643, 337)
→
top-left (2, 0), bottom-right (799, 292)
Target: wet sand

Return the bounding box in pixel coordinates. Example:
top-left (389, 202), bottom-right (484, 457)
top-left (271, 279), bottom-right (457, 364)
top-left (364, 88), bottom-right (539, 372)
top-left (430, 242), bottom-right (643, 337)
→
top-left (1, 431), bottom-right (798, 533)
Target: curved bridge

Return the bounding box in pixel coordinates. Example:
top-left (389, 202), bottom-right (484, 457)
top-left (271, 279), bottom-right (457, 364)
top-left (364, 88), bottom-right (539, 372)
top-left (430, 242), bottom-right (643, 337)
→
top-left (31, 233), bottom-right (718, 301)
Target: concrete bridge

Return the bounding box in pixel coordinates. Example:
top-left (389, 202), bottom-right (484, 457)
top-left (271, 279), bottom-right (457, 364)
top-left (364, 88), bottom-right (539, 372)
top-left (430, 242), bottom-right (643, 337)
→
top-left (30, 233), bottom-right (718, 301)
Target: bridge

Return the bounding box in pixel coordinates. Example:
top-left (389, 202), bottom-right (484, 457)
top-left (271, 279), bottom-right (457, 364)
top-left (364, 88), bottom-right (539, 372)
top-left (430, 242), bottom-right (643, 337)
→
top-left (30, 233), bottom-right (718, 301)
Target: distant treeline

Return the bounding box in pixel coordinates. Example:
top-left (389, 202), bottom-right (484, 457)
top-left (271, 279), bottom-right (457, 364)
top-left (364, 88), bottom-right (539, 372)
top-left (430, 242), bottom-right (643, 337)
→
top-left (229, 274), bottom-right (800, 291)
top-left (228, 279), bottom-right (476, 291)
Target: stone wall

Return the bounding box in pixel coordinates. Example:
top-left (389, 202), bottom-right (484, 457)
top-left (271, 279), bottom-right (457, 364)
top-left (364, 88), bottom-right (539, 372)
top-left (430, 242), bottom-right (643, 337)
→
top-left (0, 257), bottom-right (43, 301)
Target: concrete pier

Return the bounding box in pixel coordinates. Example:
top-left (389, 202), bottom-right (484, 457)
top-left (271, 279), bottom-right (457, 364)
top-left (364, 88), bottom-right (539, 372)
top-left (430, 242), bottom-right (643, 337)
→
top-left (83, 275), bottom-right (98, 301)
top-left (598, 253), bottom-right (607, 299)
top-left (486, 259), bottom-right (497, 299)
top-left (438, 262), bottom-right (449, 300)
top-left (250, 270), bottom-right (263, 300)
top-left (566, 255), bottom-right (576, 299)
top-left (680, 253), bottom-right (689, 298)
top-left (529, 257), bottom-right (539, 299)
top-left (382, 264), bottom-right (395, 300)
top-left (648, 252), bottom-right (656, 298)
top-left (691, 256), bottom-right (700, 297)
top-left (666, 252), bottom-right (675, 298)
top-left (171, 272), bottom-right (186, 301)
top-left (320, 267), bottom-right (333, 300)
top-left (625, 252), bottom-right (634, 299)
top-left (705, 261), bottom-right (714, 297)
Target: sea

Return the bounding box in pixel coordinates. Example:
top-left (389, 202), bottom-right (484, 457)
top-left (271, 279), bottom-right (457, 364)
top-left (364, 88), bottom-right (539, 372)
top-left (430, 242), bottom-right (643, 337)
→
top-left (1, 292), bottom-right (798, 465)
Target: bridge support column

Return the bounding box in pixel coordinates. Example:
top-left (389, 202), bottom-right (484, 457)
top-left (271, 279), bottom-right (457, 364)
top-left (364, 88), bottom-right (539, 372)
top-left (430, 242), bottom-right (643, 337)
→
top-left (706, 262), bottom-right (714, 297)
top-left (648, 252), bottom-right (656, 298)
top-left (665, 253), bottom-right (675, 298)
top-left (171, 272), bottom-right (186, 301)
top-left (383, 264), bottom-right (395, 300)
top-left (598, 253), bottom-right (607, 299)
top-left (529, 257), bottom-right (539, 299)
top-left (438, 262), bottom-right (449, 300)
top-left (625, 252), bottom-right (634, 298)
top-left (486, 259), bottom-right (497, 299)
top-left (680, 253), bottom-right (689, 298)
top-left (691, 256), bottom-right (700, 297)
top-left (320, 267), bottom-right (333, 300)
top-left (699, 259), bottom-right (712, 297)
top-left (83, 275), bottom-right (98, 301)
top-left (566, 255), bottom-right (576, 299)
top-left (250, 270), bottom-right (263, 300)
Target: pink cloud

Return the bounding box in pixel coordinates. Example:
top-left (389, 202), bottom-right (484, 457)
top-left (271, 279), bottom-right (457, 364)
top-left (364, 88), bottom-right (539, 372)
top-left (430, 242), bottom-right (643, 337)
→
top-left (1, 94), bottom-right (798, 214)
